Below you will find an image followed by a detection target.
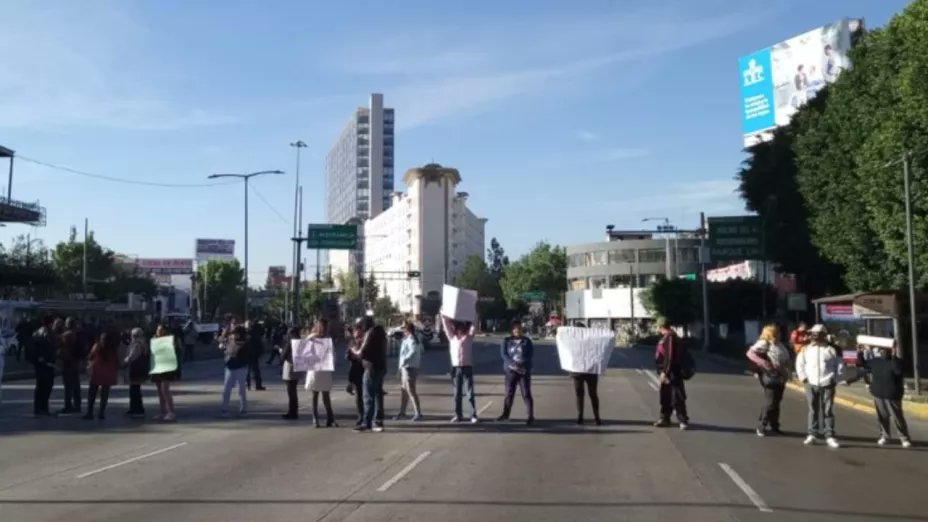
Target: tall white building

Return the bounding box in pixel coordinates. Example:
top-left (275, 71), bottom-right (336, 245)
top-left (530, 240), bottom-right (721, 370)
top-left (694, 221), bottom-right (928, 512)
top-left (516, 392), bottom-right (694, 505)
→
top-left (364, 164), bottom-right (486, 315)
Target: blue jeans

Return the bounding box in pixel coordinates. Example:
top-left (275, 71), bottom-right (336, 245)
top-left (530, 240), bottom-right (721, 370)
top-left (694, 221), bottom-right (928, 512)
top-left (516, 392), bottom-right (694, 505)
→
top-left (362, 367), bottom-right (386, 428)
top-left (451, 366), bottom-right (476, 418)
top-left (222, 367), bottom-right (248, 413)
top-left (804, 383), bottom-right (835, 437)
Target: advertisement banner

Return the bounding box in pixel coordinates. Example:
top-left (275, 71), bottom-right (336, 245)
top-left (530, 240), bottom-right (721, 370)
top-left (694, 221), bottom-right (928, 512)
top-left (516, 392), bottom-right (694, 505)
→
top-left (195, 239), bottom-right (235, 262)
top-left (740, 18), bottom-right (861, 146)
top-left (136, 258), bottom-right (194, 274)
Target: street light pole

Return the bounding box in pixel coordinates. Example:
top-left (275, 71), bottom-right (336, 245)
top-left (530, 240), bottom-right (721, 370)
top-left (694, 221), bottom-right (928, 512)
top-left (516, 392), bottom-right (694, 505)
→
top-left (208, 169), bottom-right (284, 322)
top-left (289, 141), bottom-right (307, 325)
top-left (902, 152), bottom-right (921, 394)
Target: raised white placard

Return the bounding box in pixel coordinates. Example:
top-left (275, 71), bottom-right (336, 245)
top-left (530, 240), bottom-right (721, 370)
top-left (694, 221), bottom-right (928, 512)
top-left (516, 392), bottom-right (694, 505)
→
top-left (555, 326), bottom-right (616, 375)
top-left (292, 337), bottom-right (335, 372)
top-left (441, 284), bottom-right (477, 323)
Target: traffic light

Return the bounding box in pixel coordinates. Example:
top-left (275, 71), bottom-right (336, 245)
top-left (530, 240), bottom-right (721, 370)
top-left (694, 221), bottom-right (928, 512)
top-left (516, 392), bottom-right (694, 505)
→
top-left (407, 270), bottom-right (421, 278)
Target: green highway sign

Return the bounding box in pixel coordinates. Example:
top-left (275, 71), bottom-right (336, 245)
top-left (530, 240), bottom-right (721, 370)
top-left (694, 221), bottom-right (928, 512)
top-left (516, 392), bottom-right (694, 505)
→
top-left (707, 215), bottom-right (763, 262)
top-left (407, 271), bottom-right (421, 278)
top-left (307, 224), bottom-right (358, 250)
top-left (520, 291), bottom-right (546, 301)
top-left (680, 273), bottom-right (697, 281)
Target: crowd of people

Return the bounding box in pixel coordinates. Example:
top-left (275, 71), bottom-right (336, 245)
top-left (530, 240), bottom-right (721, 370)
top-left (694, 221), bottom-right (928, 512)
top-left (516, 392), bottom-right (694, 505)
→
top-left (0, 312), bottom-right (917, 450)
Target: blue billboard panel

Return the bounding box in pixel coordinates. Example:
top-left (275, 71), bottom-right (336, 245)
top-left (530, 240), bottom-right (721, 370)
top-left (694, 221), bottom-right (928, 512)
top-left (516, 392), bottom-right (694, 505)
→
top-left (739, 48), bottom-right (775, 136)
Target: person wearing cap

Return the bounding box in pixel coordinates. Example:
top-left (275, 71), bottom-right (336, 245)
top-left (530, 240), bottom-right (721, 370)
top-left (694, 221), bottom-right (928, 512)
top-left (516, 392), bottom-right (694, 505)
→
top-left (796, 324), bottom-right (844, 448)
top-left (746, 324), bottom-right (791, 436)
top-left (858, 343), bottom-right (912, 448)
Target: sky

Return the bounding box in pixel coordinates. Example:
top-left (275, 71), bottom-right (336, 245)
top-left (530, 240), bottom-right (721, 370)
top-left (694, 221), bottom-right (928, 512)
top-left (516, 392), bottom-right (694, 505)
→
top-left (0, 0), bottom-right (913, 285)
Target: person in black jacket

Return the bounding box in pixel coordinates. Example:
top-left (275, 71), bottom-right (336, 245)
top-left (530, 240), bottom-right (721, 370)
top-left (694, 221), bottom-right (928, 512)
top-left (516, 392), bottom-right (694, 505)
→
top-left (221, 326), bottom-right (250, 417)
top-left (245, 321), bottom-right (266, 391)
top-left (860, 345), bottom-right (912, 448)
top-left (351, 317), bottom-right (387, 432)
top-left (29, 316), bottom-right (58, 417)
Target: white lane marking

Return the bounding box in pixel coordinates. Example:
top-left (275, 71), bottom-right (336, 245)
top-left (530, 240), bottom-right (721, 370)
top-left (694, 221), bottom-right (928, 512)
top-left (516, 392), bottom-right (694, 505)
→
top-left (76, 443), bottom-right (188, 479)
top-left (376, 451), bottom-right (432, 492)
top-left (645, 369), bottom-right (662, 388)
top-left (718, 462), bottom-right (773, 513)
top-left (477, 401), bottom-right (494, 416)
top-left (647, 381), bottom-right (659, 391)
top-left (634, 368), bottom-right (644, 375)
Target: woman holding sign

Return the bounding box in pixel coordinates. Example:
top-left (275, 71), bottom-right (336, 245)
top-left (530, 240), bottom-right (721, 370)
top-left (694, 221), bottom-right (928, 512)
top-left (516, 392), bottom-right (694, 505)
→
top-left (306, 320), bottom-right (336, 428)
top-left (150, 325), bottom-right (178, 422)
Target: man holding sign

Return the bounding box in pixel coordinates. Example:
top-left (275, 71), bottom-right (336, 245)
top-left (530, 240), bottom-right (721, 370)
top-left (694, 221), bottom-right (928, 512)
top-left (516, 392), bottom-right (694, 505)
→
top-left (441, 284), bottom-right (479, 424)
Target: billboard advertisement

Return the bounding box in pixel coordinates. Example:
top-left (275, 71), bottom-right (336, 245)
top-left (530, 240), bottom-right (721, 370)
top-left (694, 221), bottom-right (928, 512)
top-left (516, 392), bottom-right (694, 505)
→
top-left (195, 238), bottom-right (235, 262)
top-left (136, 258), bottom-right (194, 275)
top-left (740, 18), bottom-right (862, 147)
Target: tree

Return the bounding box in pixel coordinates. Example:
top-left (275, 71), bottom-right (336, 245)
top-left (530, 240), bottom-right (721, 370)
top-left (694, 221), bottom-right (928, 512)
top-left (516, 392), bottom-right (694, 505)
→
top-left (363, 272), bottom-right (379, 311)
top-left (197, 260), bottom-right (245, 318)
top-left (373, 296), bottom-right (399, 325)
top-left (737, 128), bottom-right (845, 297)
top-left (51, 227), bottom-right (116, 294)
top-left (499, 242), bottom-right (567, 310)
top-left (1, 234), bottom-right (51, 268)
top-left (487, 237), bottom-right (509, 280)
top-left (789, 2), bottom-right (928, 291)
top-left (455, 255), bottom-right (506, 321)
top-left (639, 278), bottom-right (699, 327)
top-left (641, 278), bottom-right (777, 328)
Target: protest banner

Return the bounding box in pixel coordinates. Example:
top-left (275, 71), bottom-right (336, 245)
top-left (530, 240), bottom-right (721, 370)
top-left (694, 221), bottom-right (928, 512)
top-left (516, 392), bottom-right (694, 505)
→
top-left (292, 337), bottom-right (335, 373)
top-left (441, 284), bottom-right (477, 322)
top-left (149, 336), bottom-right (178, 375)
top-left (555, 327), bottom-right (615, 375)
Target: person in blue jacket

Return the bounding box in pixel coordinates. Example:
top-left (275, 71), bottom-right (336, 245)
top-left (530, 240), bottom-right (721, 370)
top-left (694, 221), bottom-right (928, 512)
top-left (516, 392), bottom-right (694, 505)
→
top-left (497, 320), bottom-right (535, 425)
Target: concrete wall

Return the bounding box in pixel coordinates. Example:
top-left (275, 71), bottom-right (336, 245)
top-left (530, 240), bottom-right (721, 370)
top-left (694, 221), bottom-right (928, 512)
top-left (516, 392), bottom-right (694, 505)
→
top-left (565, 288), bottom-right (652, 320)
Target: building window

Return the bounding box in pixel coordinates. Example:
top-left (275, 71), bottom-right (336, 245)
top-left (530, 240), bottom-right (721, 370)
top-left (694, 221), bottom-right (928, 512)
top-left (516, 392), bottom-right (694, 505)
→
top-left (677, 247), bottom-right (700, 263)
top-left (637, 249), bottom-right (666, 263)
top-left (609, 274), bottom-right (634, 287)
top-left (569, 253), bottom-right (589, 267)
top-left (590, 251), bottom-right (608, 266)
top-left (569, 278), bottom-right (588, 290)
top-left (609, 249), bottom-right (635, 264)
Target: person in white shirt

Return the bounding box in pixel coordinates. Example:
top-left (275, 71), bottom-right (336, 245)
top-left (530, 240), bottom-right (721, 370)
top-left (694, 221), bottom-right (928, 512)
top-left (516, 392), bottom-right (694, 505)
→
top-left (796, 324), bottom-right (845, 448)
top-left (395, 322), bottom-right (423, 421)
top-left (440, 314), bottom-right (478, 423)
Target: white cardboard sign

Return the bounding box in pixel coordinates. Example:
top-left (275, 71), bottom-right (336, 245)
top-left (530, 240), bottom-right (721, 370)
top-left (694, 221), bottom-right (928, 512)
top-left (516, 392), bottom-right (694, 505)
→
top-left (441, 284), bottom-right (478, 323)
top-left (292, 337), bottom-right (335, 372)
top-left (556, 327), bottom-right (616, 375)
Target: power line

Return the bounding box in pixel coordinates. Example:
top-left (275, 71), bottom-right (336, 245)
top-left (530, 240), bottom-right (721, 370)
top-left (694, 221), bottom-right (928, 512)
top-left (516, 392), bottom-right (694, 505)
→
top-left (249, 183), bottom-right (289, 226)
top-left (18, 156), bottom-right (239, 188)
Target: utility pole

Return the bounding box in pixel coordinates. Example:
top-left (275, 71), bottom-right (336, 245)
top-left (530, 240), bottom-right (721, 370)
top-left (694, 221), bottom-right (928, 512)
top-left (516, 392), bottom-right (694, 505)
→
top-left (700, 212), bottom-right (711, 350)
top-left (629, 263), bottom-right (636, 341)
top-left (903, 151), bottom-right (921, 394)
top-left (290, 141), bottom-right (307, 325)
top-left (82, 218), bottom-right (88, 299)
top-left (292, 186), bottom-right (305, 327)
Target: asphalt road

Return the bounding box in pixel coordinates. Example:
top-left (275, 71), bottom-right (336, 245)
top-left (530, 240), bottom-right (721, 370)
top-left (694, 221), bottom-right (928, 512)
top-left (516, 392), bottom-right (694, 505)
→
top-left (1, 338), bottom-right (926, 522)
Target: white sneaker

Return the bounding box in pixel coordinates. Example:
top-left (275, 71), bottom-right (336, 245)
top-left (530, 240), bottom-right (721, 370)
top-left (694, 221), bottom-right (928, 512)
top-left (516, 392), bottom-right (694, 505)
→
top-left (877, 437), bottom-right (888, 446)
top-left (826, 437), bottom-right (841, 449)
top-left (803, 435), bottom-right (817, 446)
top-left (756, 428), bottom-right (766, 438)
top-left (679, 422), bottom-right (689, 431)
top-left (470, 416), bottom-right (479, 424)
top-left (372, 425), bottom-right (384, 433)
top-left (450, 416), bottom-right (461, 423)
top-left (902, 439), bottom-right (912, 449)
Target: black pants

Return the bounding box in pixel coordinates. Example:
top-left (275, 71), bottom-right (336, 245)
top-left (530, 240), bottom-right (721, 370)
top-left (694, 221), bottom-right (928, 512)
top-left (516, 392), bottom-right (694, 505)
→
top-left (62, 367), bottom-right (82, 411)
top-left (312, 391), bottom-right (335, 423)
top-left (350, 372), bottom-right (364, 425)
top-left (266, 350), bottom-right (281, 365)
top-left (572, 373), bottom-right (600, 421)
top-left (184, 344), bottom-right (195, 362)
top-left (285, 379), bottom-right (299, 417)
top-left (33, 365), bottom-right (55, 414)
top-left (758, 383), bottom-right (785, 430)
top-left (874, 397), bottom-right (910, 440)
top-left (86, 385), bottom-right (111, 417)
top-left (502, 370), bottom-right (534, 419)
top-left (659, 380), bottom-right (688, 423)
top-left (247, 358), bottom-right (263, 389)
top-left (129, 384), bottom-right (145, 414)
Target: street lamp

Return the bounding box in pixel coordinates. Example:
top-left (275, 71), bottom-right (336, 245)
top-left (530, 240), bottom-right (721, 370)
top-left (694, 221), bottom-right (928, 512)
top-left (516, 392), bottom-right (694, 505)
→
top-left (208, 170), bottom-right (284, 321)
top-left (289, 141), bottom-right (307, 325)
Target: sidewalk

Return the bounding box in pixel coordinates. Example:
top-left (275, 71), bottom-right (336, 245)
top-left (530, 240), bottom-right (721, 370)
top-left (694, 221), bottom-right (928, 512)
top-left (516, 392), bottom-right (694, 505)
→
top-left (698, 350), bottom-right (928, 421)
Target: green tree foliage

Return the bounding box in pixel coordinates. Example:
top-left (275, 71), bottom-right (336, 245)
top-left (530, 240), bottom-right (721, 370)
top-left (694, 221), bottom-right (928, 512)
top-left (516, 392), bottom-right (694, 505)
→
top-left (197, 260), bottom-right (245, 318)
top-left (639, 278), bottom-right (699, 327)
top-left (51, 227), bottom-right (115, 293)
top-left (1, 234), bottom-right (51, 267)
top-left (736, 128), bottom-right (845, 296)
top-left (641, 278), bottom-right (778, 326)
top-left (790, 2), bottom-right (928, 290)
top-left (363, 272), bottom-right (380, 311)
top-left (487, 237), bottom-right (509, 280)
top-left (373, 296), bottom-right (399, 325)
top-left (454, 255), bottom-right (506, 320)
top-left (500, 242), bottom-right (567, 309)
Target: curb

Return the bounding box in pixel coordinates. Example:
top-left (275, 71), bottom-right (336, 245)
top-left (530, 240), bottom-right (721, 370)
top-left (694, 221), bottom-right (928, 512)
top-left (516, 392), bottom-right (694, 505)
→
top-left (697, 350), bottom-right (928, 421)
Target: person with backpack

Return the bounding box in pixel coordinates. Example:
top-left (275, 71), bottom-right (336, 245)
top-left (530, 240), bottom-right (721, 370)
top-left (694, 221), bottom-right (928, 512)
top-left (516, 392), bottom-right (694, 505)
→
top-left (221, 326), bottom-right (250, 417)
top-left (58, 317), bottom-right (83, 415)
top-left (29, 316), bottom-right (58, 417)
top-left (653, 321), bottom-right (692, 430)
top-left (746, 325), bottom-right (791, 437)
top-left (796, 324), bottom-right (844, 448)
top-left (84, 330), bottom-right (120, 420)
top-left (395, 322), bottom-right (424, 421)
top-left (124, 327), bottom-right (149, 418)
top-left (497, 320), bottom-right (535, 425)
top-left (858, 343), bottom-right (912, 448)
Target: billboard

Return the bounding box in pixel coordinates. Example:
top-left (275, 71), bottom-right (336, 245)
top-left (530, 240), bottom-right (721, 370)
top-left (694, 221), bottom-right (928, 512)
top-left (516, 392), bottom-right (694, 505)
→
top-left (195, 239), bottom-right (235, 262)
top-left (136, 258), bottom-right (194, 275)
top-left (740, 18), bottom-right (862, 147)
